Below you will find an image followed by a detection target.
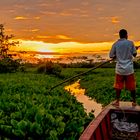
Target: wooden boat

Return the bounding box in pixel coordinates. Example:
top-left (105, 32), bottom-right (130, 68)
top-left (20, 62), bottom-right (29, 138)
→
top-left (79, 101), bottom-right (140, 140)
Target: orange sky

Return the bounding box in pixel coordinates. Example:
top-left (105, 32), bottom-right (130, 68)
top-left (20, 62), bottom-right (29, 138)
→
top-left (12, 40), bottom-right (113, 53)
top-left (1, 0), bottom-right (140, 57)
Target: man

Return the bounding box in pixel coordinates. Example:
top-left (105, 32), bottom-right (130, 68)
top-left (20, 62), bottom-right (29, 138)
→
top-left (109, 29), bottom-right (138, 106)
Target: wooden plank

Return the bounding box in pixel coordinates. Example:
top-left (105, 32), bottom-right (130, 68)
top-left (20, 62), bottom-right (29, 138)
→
top-left (111, 101), bottom-right (140, 111)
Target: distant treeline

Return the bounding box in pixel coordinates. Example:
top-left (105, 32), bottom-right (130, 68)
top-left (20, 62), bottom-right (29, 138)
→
top-left (60, 61), bottom-right (116, 68)
top-left (59, 60), bottom-right (140, 69)
top-left (25, 60), bottom-right (140, 70)
top-left (1, 59), bottom-right (139, 74)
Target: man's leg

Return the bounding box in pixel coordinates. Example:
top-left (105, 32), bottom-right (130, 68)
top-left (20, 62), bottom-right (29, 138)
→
top-left (115, 89), bottom-right (121, 106)
top-left (113, 74), bottom-right (123, 106)
top-left (125, 74), bottom-right (136, 106)
top-left (131, 90), bottom-right (136, 106)
top-left (112, 89), bottom-right (121, 106)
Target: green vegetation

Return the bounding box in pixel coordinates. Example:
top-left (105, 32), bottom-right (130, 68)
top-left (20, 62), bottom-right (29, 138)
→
top-left (0, 72), bottom-right (93, 139)
top-left (1, 63), bottom-right (140, 139)
top-left (0, 57), bottom-right (21, 73)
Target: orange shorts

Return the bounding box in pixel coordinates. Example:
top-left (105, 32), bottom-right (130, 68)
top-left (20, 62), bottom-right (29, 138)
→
top-left (114, 74), bottom-right (136, 91)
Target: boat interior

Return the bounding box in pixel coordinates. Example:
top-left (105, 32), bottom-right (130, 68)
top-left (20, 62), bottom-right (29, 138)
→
top-left (79, 101), bottom-right (140, 140)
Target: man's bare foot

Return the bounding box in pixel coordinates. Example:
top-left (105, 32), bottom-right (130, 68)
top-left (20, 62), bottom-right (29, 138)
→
top-left (112, 101), bottom-right (119, 107)
top-left (132, 102), bottom-right (136, 107)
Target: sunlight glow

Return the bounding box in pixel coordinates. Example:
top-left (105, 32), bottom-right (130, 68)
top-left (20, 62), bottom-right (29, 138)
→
top-left (35, 54), bottom-right (55, 59)
top-left (12, 40), bottom-right (54, 52)
top-left (37, 48), bottom-right (52, 53)
top-left (11, 39), bottom-right (140, 56)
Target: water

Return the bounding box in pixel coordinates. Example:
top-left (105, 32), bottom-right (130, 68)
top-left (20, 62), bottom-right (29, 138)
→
top-left (65, 79), bottom-right (102, 117)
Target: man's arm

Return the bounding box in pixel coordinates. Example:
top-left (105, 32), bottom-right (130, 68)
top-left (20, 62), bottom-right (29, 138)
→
top-left (133, 53), bottom-right (137, 57)
top-left (109, 44), bottom-right (116, 59)
top-left (133, 46), bottom-right (140, 57)
top-left (135, 46), bottom-right (140, 50)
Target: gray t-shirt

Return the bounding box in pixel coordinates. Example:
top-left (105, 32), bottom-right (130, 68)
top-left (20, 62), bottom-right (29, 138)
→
top-left (109, 38), bottom-right (137, 75)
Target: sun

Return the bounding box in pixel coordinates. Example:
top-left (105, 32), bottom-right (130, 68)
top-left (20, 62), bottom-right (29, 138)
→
top-left (13, 40), bottom-right (54, 53)
top-left (35, 54), bottom-right (55, 59)
top-left (37, 47), bottom-right (52, 53)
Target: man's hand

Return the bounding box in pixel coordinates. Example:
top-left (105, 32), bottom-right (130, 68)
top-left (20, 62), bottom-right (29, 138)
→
top-left (135, 46), bottom-right (140, 50)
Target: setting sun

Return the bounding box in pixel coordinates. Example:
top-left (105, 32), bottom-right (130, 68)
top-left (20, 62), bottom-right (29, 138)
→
top-left (36, 47), bottom-right (52, 53)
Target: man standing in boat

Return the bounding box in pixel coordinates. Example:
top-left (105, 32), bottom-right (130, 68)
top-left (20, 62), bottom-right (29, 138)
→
top-left (109, 29), bottom-right (139, 106)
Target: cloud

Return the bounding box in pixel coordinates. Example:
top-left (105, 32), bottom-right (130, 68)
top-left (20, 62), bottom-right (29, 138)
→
top-left (37, 35), bottom-right (72, 40)
top-left (37, 2), bottom-right (51, 8)
top-left (56, 35), bottom-right (72, 40)
top-left (30, 29), bottom-right (39, 32)
top-left (36, 35), bottom-right (50, 39)
top-left (113, 33), bottom-right (118, 37)
top-left (14, 16), bottom-right (29, 20)
top-left (2, 0), bottom-right (140, 44)
top-left (14, 16), bottom-right (41, 20)
top-left (33, 16), bottom-right (41, 20)
top-left (81, 1), bottom-right (89, 6)
top-left (111, 16), bottom-right (120, 24)
top-left (59, 8), bottom-right (89, 17)
top-left (59, 12), bottom-right (73, 17)
top-left (5, 28), bottom-right (13, 32)
top-left (8, 9), bottom-right (15, 13)
top-left (80, 14), bottom-right (89, 18)
top-left (40, 11), bottom-right (57, 16)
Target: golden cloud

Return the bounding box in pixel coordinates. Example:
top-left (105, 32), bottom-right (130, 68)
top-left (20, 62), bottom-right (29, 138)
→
top-left (34, 16), bottom-right (41, 20)
top-left (59, 8), bottom-right (88, 17)
top-left (56, 35), bottom-right (72, 40)
top-left (36, 35), bottom-right (50, 39)
top-left (37, 35), bottom-right (72, 40)
top-left (80, 14), bottom-right (89, 18)
top-left (40, 11), bottom-right (57, 16)
top-left (60, 12), bottom-right (73, 16)
top-left (22, 29), bottom-right (39, 32)
top-left (111, 16), bottom-right (120, 24)
top-left (5, 28), bottom-right (13, 32)
top-left (30, 29), bottom-right (39, 32)
top-left (113, 33), bottom-right (118, 36)
top-left (14, 16), bottom-right (28, 20)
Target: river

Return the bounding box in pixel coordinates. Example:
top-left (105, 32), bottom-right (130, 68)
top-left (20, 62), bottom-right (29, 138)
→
top-left (65, 79), bottom-right (102, 117)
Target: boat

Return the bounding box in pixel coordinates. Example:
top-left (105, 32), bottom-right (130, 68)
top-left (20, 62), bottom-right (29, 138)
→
top-left (79, 101), bottom-right (140, 140)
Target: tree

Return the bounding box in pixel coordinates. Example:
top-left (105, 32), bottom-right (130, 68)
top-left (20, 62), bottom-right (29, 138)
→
top-left (0, 24), bottom-right (19, 58)
top-left (0, 24), bottom-right (21, 73)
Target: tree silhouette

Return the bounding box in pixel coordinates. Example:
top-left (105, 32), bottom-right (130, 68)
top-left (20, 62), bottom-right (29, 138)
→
top-left (0, 24), bottom-right (19, 58)
top-left (0, 24), bottom-right (21, 73)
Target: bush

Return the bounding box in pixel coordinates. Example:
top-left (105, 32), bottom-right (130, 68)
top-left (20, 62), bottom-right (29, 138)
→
top-left (37, 61), bottom-right (62, 76)
top-left (50, 63), bottom-right (62, 76)
top-left (37, 64), bottom-right (46, 73)
top-left (0, 57), bottom-right (21, 73)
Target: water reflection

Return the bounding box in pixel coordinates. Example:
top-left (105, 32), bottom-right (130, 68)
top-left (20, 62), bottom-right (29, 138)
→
top-left (65, 79), bottom-right (102, 117)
